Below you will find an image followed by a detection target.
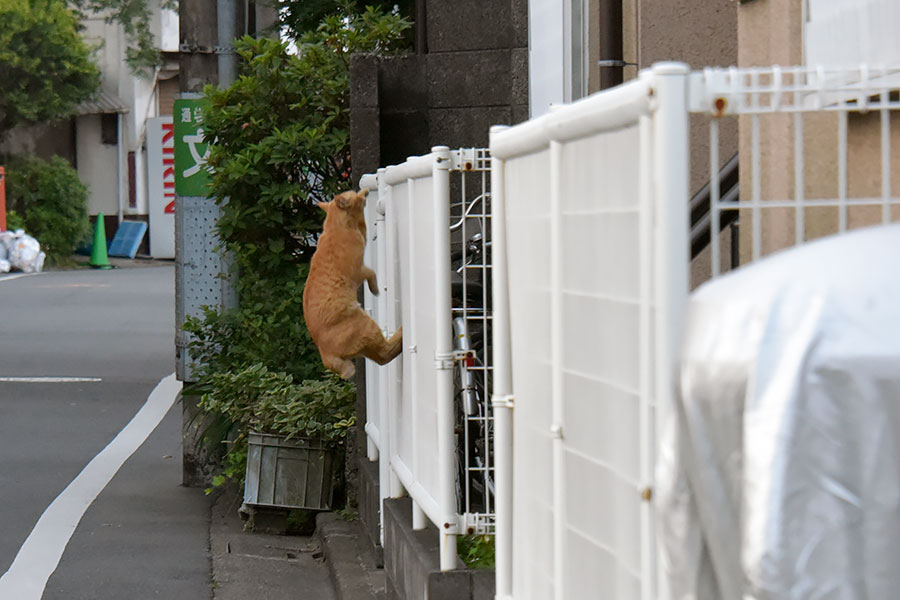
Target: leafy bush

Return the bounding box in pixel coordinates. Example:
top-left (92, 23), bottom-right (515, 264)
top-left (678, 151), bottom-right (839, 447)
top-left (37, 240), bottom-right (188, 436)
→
top-left (187, 4), bottom-right (410, 493)
top-left (5, 154), bottom-right (90, 263)
top-left (198, 364), bottom-right (356, 445)
top-left (184, 265), bottom-right (325, 383)
top-left (276, 0), bottom-right (413, 41)
top-left (5, 210), bottom-right (25, 231)
top-left (457, 534), bottom-right (496, 569)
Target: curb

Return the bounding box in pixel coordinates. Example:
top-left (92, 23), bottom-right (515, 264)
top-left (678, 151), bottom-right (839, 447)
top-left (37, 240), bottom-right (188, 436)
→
top-left (316, 512), bottom-right (386, 600)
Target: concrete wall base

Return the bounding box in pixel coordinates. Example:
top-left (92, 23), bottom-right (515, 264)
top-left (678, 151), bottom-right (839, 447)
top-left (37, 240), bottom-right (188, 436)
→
top-left (383, 497), bottom-right (495, 600)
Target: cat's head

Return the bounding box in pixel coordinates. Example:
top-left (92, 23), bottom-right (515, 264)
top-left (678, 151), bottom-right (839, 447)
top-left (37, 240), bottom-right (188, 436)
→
top-left (319, 189), bottom-right (368, 215)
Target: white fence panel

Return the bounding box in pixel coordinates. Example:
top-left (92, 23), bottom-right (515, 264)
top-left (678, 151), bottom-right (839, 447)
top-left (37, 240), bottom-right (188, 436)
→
top-left (491, 63), bottom-right (690, 600)
top-left (503, 148), bottom-right (555, 600)
top-left (360, 173), bottom-right (383, 463)
top-left (362, 150), bottom-right (461, 571)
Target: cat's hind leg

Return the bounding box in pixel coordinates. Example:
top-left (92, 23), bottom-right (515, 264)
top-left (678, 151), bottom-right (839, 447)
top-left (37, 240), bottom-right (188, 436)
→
top-left (321, 353), bottom-right (356, 380)
top-left (361, 326), bottom-right (403, 365)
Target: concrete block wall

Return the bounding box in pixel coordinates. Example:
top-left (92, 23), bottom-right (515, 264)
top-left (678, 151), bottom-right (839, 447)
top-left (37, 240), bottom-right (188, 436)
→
top-left (383, 498), bottom-right (495, 600)
top-left (349, 0), bottom-right (528, 185)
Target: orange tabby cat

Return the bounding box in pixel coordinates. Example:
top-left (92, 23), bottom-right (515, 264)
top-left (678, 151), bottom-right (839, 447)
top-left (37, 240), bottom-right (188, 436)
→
top-left (303, 189), bottom-right (402, 379)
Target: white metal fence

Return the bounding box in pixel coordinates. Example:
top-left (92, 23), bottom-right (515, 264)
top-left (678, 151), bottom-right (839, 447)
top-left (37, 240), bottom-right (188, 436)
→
top-left (490, 62), bottom-right (900, 600)
top-left (360, 147), bottom-right (496, 571)
top-left (361, 61), bottom-right (900, 599)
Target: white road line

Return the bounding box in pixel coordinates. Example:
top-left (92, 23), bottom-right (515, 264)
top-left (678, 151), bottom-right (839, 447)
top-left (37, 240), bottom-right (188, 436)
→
top-left (0, 373), bottom-right (182, 599)
top-left (0, 377), bottom-right (103, 383)
top-left (0, 273), bottom-right (40, 283)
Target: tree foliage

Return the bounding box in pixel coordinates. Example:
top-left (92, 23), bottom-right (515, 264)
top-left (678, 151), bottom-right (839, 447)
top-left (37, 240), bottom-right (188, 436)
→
top-left (276, 0), bottom-right (414, 40)
top-left (0, 0), bottom-right (100, 136)
top-left (202, 5), bottom-right (412, 280)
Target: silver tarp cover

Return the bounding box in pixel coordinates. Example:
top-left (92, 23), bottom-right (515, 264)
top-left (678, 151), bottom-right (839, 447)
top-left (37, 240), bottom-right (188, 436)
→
top-left (659, 225), bottom-right (900, 600)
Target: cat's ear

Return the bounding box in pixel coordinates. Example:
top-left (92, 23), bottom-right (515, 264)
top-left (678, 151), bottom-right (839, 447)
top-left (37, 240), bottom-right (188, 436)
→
top-left (358, 188), bottom-right (369, 198)
top-left (335, 194), bottom-right (351, 210)
top-left (316, 201), bottom-right (331, 212)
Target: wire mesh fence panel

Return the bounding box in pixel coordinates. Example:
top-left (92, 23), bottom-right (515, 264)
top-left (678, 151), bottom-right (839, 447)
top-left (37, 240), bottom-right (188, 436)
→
top-left (449, 149), bottom-right (497, 535)
top-left (690, 65), bottom-right (900, 281)
top-left (362, 149), bottom-right (497, 569)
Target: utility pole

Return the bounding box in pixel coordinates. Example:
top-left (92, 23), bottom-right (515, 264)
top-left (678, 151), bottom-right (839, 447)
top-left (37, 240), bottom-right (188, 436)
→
top-left (179, 0), bottom-right (218, 93)
top-left (176, 0), bottom-right (232, 486)
top-left (175, 0), bottom-right (280, 488)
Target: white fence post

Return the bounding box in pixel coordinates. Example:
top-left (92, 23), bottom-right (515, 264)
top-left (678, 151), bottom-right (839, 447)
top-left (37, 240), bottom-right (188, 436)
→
top-left (380, 170), bottom-right (404, 503)
top-left (548, 138), bottom-right (568, 600)
top-left (489, 126), bottom-right (514, 600)
top-left (432, 146), bottom-right (459, 570)
top-left (651, 63), bottom-right (690, 600)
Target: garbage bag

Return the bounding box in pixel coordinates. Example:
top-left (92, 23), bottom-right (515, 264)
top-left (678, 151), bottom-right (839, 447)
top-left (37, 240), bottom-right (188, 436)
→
top-left (7, 230), bottom-right (45, 273)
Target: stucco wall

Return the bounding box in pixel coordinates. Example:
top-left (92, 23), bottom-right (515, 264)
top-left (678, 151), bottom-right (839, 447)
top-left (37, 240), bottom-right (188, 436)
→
top-left (76, 115), bottom-right (120, 217)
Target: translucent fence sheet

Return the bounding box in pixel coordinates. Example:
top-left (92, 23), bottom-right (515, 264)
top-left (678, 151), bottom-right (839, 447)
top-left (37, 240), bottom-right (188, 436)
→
top-left (387, 174), bottom-right (442, 516)
top-left (557, 128), bottom-right (645, 597)
top-left (504, 126), bottom-right (652, 598)
top-left (363, 184), bottom-right (383, 456)
top-left (504, 148), bottom-right (555, 600)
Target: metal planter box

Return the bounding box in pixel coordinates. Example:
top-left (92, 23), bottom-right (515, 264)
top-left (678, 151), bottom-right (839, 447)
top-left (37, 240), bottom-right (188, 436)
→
top-left (244, 433), bottom-right (338, 511)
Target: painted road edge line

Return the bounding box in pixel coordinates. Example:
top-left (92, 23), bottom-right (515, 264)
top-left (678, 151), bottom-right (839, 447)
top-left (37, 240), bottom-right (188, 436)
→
top-left (0, 372), bottom-right (182, 599)
top-left (0, 377), bottom-right (103, 383)
top-left (0, 273), bottom-right (40, 283)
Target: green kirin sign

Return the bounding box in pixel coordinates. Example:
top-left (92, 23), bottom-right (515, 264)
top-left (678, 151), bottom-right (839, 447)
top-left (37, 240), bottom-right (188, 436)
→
top-left (173, 97), bottom-right (211, 196)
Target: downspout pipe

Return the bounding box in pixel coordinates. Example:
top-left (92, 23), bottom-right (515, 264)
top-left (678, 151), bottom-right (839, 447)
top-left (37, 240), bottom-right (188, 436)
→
top-left (217, 0), bottom-right (243, 310)
top-left (117, 112), bottom-right (124, 224)
top-left (598, 0), bottom-right (624, 89)
top-left (217, 0), bottom-right (242, 88)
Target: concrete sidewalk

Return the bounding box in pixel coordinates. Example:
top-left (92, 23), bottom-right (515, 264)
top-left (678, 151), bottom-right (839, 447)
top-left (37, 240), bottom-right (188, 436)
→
top-left (210, 489), bottom-right (386, 600)
top-left (209, 490), bottom-right (335, 600)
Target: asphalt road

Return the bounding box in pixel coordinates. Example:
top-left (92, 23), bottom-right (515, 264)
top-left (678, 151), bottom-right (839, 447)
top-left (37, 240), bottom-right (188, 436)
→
top-left (0, 266), bottom-right (211, 599)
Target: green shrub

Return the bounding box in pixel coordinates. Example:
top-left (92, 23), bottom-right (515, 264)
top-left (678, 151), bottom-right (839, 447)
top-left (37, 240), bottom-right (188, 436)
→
top-left (187, 3), bottom-right (410, 495)
top-left (5, 210), bottom-right (25, 231)
top-left (5, 154), bottom-right (90, 264)
top-left (184, 265), bottom-right (325, 382)
top-left (197, 364), bottom-right (356, 445)
top-left (457, 534), bottom-right (496, 569)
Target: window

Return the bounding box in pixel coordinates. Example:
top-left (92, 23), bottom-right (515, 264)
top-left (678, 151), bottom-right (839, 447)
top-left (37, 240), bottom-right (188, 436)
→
top-left (101, 113), bottom-right (118, 145)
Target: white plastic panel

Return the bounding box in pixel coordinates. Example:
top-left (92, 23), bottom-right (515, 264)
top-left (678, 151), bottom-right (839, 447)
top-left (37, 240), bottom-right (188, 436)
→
top-left (500, 117), bottom-right (658, 600)
top-left (410, 176), bottom-right (440, 500)
top-left (503, 148), bottom-right (555, 600)
top-left (558, 127), bottom-right (644, 595)
top-left (363, 185), bottom-right (383, 454)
